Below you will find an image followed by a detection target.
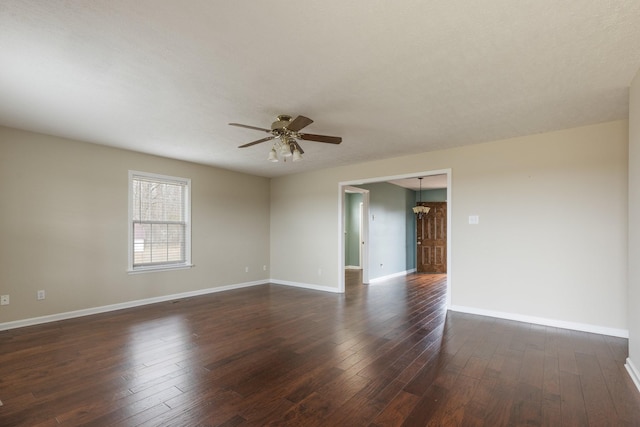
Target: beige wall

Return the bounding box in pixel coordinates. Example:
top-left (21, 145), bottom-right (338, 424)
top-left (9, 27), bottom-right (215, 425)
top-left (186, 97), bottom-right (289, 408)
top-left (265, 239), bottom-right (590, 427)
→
top-left (271, 120), bottom-right (628, 332)
top-left (629, 70), bottom-right (640, 378)
top-left (0, 127), bottom-right (270, 324)
top-left (0, 119), bottom-right (631, 335)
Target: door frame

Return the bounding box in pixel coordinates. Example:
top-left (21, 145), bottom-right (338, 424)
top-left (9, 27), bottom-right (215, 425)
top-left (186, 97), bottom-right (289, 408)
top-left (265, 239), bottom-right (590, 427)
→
top-left (359, 202), bottom-right (364, 268)
top-left (338, 169), bottom-right (452, 308)
top-left (343, 186), bottom-right (370, 284)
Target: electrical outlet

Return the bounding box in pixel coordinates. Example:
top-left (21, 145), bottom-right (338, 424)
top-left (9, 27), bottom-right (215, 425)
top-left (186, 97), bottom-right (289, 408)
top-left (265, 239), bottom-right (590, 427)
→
top-left (0, 295), bottom-right (9, 305)
top-left (37, 290), bottom-right (46, 300)
top-left (263, 265), bottom-right (267, 271)
top-left (245, 266), bottom-right (249, 273)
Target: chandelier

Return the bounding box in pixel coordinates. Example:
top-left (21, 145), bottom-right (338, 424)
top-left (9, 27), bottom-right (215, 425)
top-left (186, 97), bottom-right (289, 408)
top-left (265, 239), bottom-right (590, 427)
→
top-left (412, 177), bottom-right (431, 218)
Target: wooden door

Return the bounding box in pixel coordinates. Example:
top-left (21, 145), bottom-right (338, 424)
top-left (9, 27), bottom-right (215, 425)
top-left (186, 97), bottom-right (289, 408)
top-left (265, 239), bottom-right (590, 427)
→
top-left (417, 202), bottom-right (447, 273)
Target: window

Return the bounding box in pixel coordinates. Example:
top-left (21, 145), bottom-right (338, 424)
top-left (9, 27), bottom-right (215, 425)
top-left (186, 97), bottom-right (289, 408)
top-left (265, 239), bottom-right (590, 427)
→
top-left (128, 171), bottom-right (191, 272)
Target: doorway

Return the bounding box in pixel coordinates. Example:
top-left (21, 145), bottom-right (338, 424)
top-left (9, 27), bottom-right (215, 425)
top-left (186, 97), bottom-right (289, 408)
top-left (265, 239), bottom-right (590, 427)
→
top-left (339, 169), bottom-right (451, 307)
top-left (343, 186), bottom-right (369, 285)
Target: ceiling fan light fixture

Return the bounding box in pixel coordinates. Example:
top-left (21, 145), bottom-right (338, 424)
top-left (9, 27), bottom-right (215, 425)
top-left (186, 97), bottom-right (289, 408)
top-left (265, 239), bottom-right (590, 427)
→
top-left (292, 148), bottom-right (303, 162)
top-left (280, 141), bottom-right (293, 157)
top-left (267, 148), bottom-right (278, 162)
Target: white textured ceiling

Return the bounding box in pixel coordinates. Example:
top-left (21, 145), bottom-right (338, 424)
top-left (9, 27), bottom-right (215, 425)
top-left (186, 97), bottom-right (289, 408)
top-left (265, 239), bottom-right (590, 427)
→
top-left (1, 1), bottom-right (639, 178)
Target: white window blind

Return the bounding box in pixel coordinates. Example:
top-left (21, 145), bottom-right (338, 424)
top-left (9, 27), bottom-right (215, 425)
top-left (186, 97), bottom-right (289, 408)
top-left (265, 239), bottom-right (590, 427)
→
top-left (128, 171), bottom-right (191, 272)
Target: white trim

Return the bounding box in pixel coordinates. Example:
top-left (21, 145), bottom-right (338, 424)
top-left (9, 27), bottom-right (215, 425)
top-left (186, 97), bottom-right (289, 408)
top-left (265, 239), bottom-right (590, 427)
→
top-left (342, 169), bottom-right (452, 186)
top-left (361, 191), bottom-right (370, 284)
top-left (127, 264), bottom-right (194, 274)
top-left (369, 269), bottom-right (417, 284)
top-left (0, 280), bottom-right (264, 331)
top-left (449, 305), bottom-right (629, 338)
top-left (345, 265), bottom-right (362, 270)
top-left (340, 186), bottom-right (370, 289)
top-left (625, 358), bottom-right (640, 393)
top-left (445, 172), bottom-right (452, 308)
top-left (359, 202), bottom-right (364, 268)
top-left (270, 279), bottom-right (342, 294)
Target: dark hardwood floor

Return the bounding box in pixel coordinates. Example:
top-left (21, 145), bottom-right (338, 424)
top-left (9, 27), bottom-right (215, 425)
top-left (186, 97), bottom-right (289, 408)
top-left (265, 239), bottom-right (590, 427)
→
top-left (1, 271), bottom-right (639, 426)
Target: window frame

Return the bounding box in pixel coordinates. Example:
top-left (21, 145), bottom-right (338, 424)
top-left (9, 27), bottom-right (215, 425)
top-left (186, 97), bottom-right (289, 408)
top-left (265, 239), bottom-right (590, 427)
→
top-left (127, 170), bottom-right (192, 273)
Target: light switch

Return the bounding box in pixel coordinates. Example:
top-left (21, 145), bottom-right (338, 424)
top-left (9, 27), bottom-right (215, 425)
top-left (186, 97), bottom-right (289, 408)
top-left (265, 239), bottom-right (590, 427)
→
top-left (469, 215), bottom-right (479, 225)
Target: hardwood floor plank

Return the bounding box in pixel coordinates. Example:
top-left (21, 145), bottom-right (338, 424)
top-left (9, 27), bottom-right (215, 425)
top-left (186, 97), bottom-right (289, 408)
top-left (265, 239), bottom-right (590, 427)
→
top-left (268, 391), bottom-right (333, 426)
top-left (575, 351), bottom-right (619, 426)
top-left (507, 382), bottom-right (542, 426)
top-left (596, 350), bottom-right (640, 424)
top-left (237, 397), bottom-right (294, 425)
top-left (0, 272), bottom-right (638, 426)
top-left (67, 384), bottom-right (184, 426)
top-left (425, 373), bottom-right (479, 426)
top-left (542, 353), bottom-right (561, 403)
top-left (117, 403), bottom-right (172, 427)
top-left (395, 336), bottom-right (444, 384)
top-left (541, 396), bottom-right (562, 427)
top-left (320, 377), bottom-right (405, 426)
top-left (401, 383), bottom-right (449, 426)
top-left (464, 375), bottom-right (497, 424)
top-left (482, 382), bottom-right (515, 426)
top-left (558, 370), bottom-right (589, 426)
top-left (402, 349), bottom-right (452, 397)
top-left (519, 346), bottom-right (545, 389)
top-left (285, 366), bottom-right (345, 403)
top-left (369, 390), bottom-right (421, 427)
top-left (461, 355), bottom-right (489, 379)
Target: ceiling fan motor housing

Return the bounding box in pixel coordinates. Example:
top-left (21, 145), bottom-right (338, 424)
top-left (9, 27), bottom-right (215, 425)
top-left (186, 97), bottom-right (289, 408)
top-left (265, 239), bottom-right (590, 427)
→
top-left (271, 115), bottom-right (293, 131)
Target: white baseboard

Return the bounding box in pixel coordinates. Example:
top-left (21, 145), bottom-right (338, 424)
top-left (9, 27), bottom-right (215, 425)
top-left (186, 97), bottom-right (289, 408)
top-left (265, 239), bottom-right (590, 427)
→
top-left (0, 280), bottom-right (265, 331)
top-left (626, 358), bottom-right (640, 393)
top-left (269, 279), bottom-right (342, 294)
top-left (345, 265), bottom-right (362, 270)
top-left (448, 305), bottom-right (629, 338)
top-left (369, 268), bottom-right (417, 284)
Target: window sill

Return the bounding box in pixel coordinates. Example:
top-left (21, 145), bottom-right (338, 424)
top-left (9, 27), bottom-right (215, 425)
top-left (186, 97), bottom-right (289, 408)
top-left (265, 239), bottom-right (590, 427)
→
top-left (127, 264), bottom-right (194, 275)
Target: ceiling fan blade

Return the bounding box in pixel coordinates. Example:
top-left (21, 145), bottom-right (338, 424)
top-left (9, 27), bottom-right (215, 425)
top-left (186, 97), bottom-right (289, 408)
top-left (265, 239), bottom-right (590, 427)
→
top-left (293, 140), bottom-right (305, 154)
top-left (286, 115), bottom-right (313, 132)
top-left (229, 123), bottom-right (271, 133)
top-left (299, 133), bottom-right (342, 144)
top-left (238, 136), bottom-right (275, 148)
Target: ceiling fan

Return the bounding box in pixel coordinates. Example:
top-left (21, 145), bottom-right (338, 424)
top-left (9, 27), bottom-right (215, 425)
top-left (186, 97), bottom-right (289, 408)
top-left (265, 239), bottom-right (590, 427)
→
top-left (229, 114), bottom-right (342, 162)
